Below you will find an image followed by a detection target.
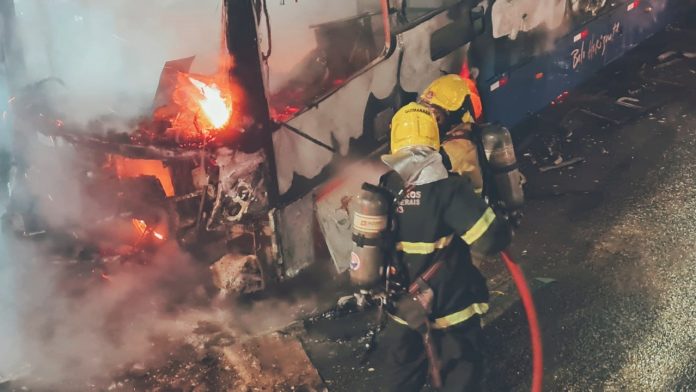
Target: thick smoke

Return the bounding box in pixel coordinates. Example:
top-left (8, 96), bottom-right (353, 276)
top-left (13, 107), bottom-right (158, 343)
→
top-left (0, 229), bottom-right (316, 387)
top-left (0, 216), bottom-right (317, 388)
top-left (0, 239), bottom-right (208, 386)
top-left (11, 0), bottom-right (224, 128)
top-left (0, 1), bottom-right (318, 388)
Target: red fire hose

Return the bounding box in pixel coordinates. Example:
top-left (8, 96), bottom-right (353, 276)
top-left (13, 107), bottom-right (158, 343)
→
top-left (500, 250), bottom-right (543, 392)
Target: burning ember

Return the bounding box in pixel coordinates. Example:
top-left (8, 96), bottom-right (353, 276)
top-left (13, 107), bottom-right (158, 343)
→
top-left (188, 77), bottom-right (232, 129)
top-left (271, 105), bottom-right (301, 123)
top-left (132, 219), bottom-right (166, 241)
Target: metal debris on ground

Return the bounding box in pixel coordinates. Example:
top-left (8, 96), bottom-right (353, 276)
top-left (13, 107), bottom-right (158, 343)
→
top-left (654, 58), bottom-right (683, 70)
top-left (657, 50), bottom-right (696, 61)
top-left (578, 108), bottom-right (620, 125)
top-left (522, 152), bottom-right (538, 165)
top-left (615, 97), bottom-right (643, 110)
top-left (657, 50), bottom-right (678, 62)
top-left (538, 157), bottom-right (586, 173)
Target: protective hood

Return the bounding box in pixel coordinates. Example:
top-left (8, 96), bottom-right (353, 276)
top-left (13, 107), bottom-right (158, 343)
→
top-left (381, 146), bottom-right (448, 186)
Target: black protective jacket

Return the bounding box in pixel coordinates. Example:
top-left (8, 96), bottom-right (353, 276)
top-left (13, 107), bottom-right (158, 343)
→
top-left (380, 171), bottom-right (512, 323)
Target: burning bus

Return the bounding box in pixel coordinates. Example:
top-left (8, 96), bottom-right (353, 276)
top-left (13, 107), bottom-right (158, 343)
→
top-left (0, 0), bottom-right (686, 293)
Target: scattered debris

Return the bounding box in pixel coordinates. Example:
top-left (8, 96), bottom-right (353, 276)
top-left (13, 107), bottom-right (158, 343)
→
top-left (616, 97), bottom-right (643, 110)
top-left (220, 333), bottom-right (326, 391)
top-left (654, 58), bottom-right (683, 70)
top-left (210, 254), bottom-right (265, 294)
top-left (522, 152), bottom-right (538, 166)
top-left (539, 157), bottom-right (586, 173)
top-left (578, 108), bottom-right (620, 125)
top-left (657, 50), bottom-right (678, 62)
top-left (658, 50), bottom-right (696, 61)
top-left (534, 277), bottom-right (557, 284)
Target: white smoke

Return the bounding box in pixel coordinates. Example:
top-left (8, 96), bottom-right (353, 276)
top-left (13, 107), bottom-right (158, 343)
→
top-left (0, 2), bottom-right (320, 388)
top-left (0, 227), bottom-right (318, 388)
top-left (0, 228), bottom-right (24, 383)
top-left (0, 131), bottom-right (318, 389)
top-left (11, 0), bottom-right (224, 127)
top-left (0, 238), bottom-right (206, 387)
top-left (260, 0), bottom-right (381, 92)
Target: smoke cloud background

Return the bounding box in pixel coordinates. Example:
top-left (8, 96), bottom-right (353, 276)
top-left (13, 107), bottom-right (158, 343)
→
top-left (0, 229), bottom-right (317, 387)
top-left (0, 1), bottom-right (319, 388)
top-left (11, 0), bottom-right (224, 127)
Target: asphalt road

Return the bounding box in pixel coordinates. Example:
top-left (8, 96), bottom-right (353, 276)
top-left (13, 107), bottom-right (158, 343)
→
top-left (484, 18), bottom-right (696, 391)
top-left (303, 12), bottom-right (696, 392)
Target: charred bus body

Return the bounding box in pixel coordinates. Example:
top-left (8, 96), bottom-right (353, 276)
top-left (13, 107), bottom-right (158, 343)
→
top-left (0, 0), bottom-right (686, 293)
top-left (258, 0), bottom-right (686, 285)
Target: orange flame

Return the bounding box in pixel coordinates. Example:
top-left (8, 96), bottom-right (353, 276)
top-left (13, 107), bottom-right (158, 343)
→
top-left (111, 156), bottom-right (175, 197)
top-left (189, 77), bottom-right (232, 129)
top-left (159, 73), bottom-right (235, 139)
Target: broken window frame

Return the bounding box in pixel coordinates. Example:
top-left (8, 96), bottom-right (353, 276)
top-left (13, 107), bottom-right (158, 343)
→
top-left (390, 0), bottom-right (466, 32)
top-left (257, 0), bottom-right (393, 122)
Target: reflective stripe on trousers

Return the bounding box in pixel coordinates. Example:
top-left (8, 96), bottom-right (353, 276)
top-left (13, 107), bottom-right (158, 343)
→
top-left (388, 302), bottom-right (489, 329)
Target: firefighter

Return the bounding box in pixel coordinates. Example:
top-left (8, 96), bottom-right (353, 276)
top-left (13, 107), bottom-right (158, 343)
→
top-left (377, 102), bottom-right (512, 391)
top-left (420, 74), bottom-right (525, 229)
top-left (418, 74), bottom-right (484, 194)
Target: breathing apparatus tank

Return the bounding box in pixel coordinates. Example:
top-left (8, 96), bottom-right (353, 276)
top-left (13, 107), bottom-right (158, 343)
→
top-left (480, 124), bottom-right (525, 210)
top-left (349, 183), bottom-right (391, 288)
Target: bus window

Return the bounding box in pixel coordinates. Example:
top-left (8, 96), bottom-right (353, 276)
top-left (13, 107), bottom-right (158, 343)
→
top-left (392, 0), bottom-right (461, 24)
top-left (260, 0), bottom-right (388, 121)
top-left (569, 0), bottom-right (617, 26)
top-left (489, 0), bottom-right (568, 74)
top-left (430, 6), bottom-right (483, 60)
top-left (491, 0), bottom-right (568, 40)
top-left (490, 0), bottom-right (619, 74)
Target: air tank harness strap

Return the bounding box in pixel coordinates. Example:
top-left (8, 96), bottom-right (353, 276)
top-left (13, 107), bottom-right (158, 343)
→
top-left (387, 302), bottom-right (489, 329)
top-left (489, 161), bottom-right (519, 174)
top-left (352, 233), bottom-right (385, 247)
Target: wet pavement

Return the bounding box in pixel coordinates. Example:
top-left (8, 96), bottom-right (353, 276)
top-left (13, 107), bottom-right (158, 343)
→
top-left (300, 12), bottom-right (696, 392)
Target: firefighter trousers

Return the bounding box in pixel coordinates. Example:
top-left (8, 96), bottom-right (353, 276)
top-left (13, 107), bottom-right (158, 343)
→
top-left (379, 316), bottom-right (484, 392)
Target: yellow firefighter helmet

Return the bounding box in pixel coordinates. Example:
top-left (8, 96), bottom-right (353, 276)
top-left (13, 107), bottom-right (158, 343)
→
top-left (420, 74), bottom-right (483, 124)
top-left (390, 102), bottom-right (440, 153)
